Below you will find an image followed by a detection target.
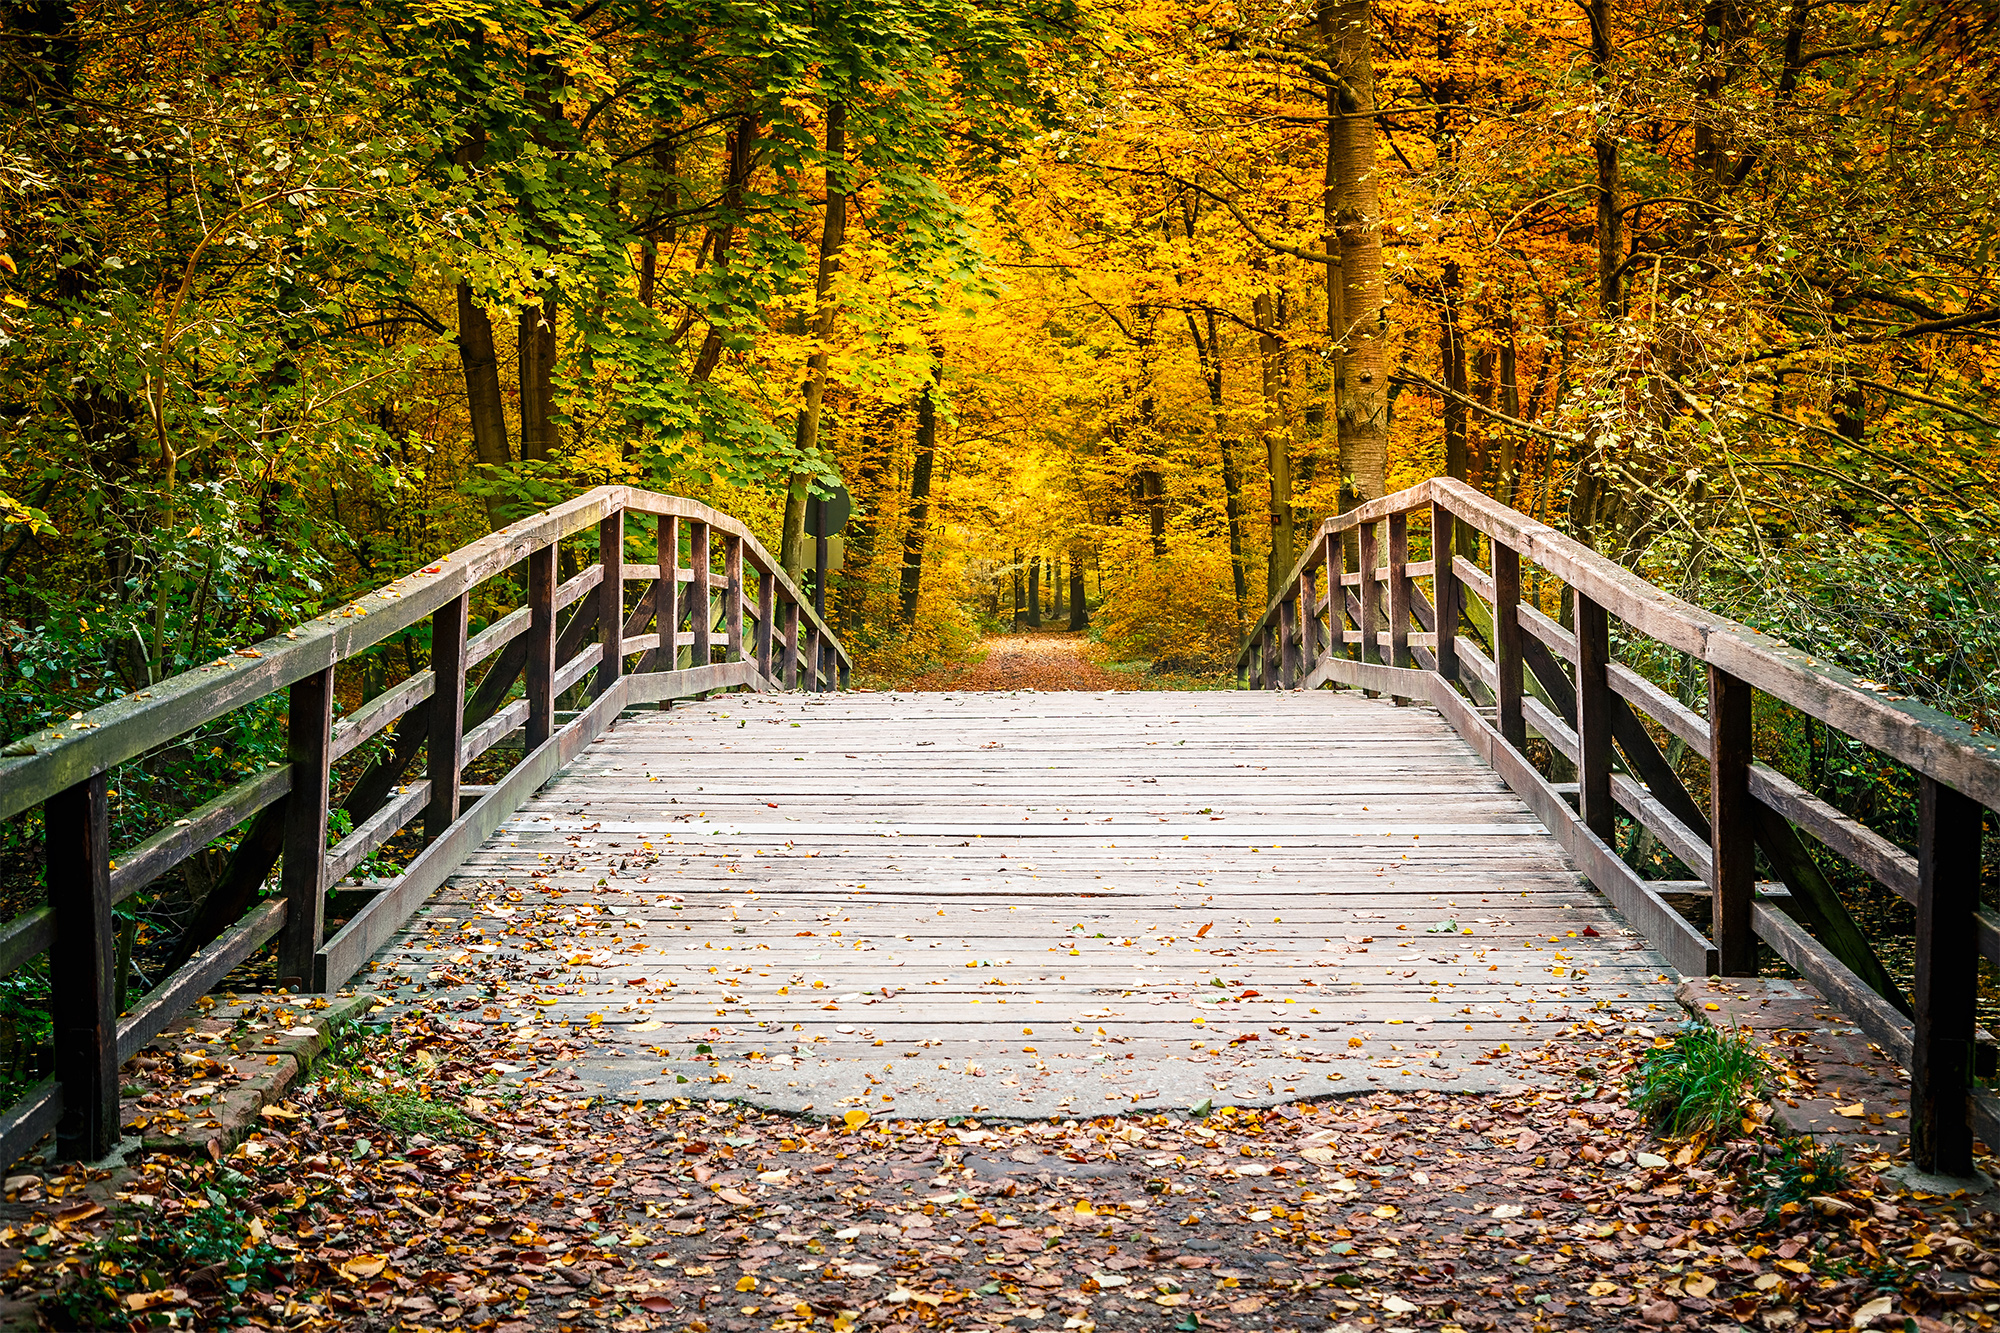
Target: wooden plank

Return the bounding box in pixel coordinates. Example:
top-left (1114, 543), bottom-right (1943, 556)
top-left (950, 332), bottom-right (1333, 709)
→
top-left (1518, 602), bottom-right (1576, 662)
top-left (46, 772), bottom-right (117, 1160)
top-left (1752, 900), bottom-right (1913, 1066)
top-left (0, 908), bottom-right (53, 982)
top-left (425, 593), bottom-right (469, 844)
top-left (0, 1081), bottom-right (60, 1176)
top-left (1451, 554), bottom-right (1494, 607)
top-left (526, 543), bottom-right (556, 750)
top-left (757, 566), bottom-right (775, 680)
top-left (117, 899), bottom-right (287, 1064)
top-left (555, 643), bottom-right (604, 698)
top-left (1298, 656), bottom-right (1433, 696)
top-left (1612, 774), bottom-right (1713, 883)
top-left (108, 766), bottom-right (291, 904)
top-left (1606, 663), bottom-right (1708, 750)
top-left (555, 562), bottom-right (603, 612)
top-left (1749, 764), bottom-right (1917, 900)
top-left (1913, 777), bottom-right (1983, 1175)
top-left (279, 666), bottom-right (334, 990)
top-left (1708, 666), bottom-right (1756, 976)
top-left (624, 660), bottom-right (769, 705)
top-left (325, 781), bottom-right (427, 884)
top-left (314, 676), bottom-right (636, 991)
top-left (595, 511), bottom-right (624, 698)
top-left (329, 668), bottom-right (434, 763)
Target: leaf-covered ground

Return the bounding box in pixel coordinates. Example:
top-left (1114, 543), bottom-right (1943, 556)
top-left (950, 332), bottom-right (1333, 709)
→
top-left (902, 635), bottom-right (1146, 693)
top-left (9, 1013), bottom-right (2000, 1332)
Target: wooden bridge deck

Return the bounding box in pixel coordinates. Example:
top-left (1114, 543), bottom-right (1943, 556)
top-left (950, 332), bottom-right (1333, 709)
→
top-left (370, 690), bottom-right (1680, 1117)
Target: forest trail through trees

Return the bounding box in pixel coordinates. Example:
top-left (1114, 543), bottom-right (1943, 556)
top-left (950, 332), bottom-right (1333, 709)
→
top-left (902, 633), bottom-right (1143, 693)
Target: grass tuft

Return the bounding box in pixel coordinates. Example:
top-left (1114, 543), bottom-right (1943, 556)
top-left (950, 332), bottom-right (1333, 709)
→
top-left (1628, 1021), bottom-right (1769, 1139)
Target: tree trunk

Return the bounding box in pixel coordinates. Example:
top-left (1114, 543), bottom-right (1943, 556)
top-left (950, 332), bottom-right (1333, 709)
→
top-left (1186, 309), bottom-right (1249, 626)
top-left (1590, 0), bottom-right (1621, 317)
top-left (453, 126), bottom-right (511, 525)
top-left (517, 292), bottom-right (559, 461)
top-left (1326, 0), bottom-right (1390, 511)
top-left (896, 368), bottom-right (937, 624)
top-left (1012, 549), bottom-right (1024, 628)
top-left (1052, 553), bottom-right (1065, 620)
top-left (1068, 548), bottom-right (1088, 630)
top-left (783, 101), bottom-right (849, 585)
top-left (690, 117), bottom-right (758, 384)
top-left (1252, 286), bottom-right (1295, 600)
top-left (1026, 557), bottom-right (1041, 628)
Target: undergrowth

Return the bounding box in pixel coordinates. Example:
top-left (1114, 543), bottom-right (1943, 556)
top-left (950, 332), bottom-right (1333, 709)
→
top-left (314, 1020), bottom-right (475, 1139)
top-left (1629, 1022), bottom-right (1770, 1138)
top-left (43, 1169), bottom-right (282, 1329)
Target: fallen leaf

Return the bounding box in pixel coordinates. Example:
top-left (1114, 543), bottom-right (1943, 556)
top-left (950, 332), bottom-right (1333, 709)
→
top-left (337, 1255), bottom-right (389, 1282)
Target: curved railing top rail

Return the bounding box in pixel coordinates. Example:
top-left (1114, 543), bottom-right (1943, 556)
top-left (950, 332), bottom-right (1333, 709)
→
top-left (1240, 476), bottom-right (2000, 812)
top-left (0, 486), bottom-right (850, 824)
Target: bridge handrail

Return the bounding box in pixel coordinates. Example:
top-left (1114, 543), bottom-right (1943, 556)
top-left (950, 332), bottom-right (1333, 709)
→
top-left (0, 486), bottom-right (849, 1167)
top-left (1241, 475), bottom-right (1997, 1179)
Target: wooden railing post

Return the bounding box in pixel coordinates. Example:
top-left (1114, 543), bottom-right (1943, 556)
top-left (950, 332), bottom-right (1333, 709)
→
top-left (1387, 512), bottom-right (1411, 674)
top-left (780, 598), bottom-right (800, 688)
top-left (1708, 664), bottom-right (1756, 976)
top-left (280, 665), bottom-right (334, 989)
top-left (690, 522), bottom-right (712, 667)
top-left (46, 771), bottom-right (116, 1160)
top-left (724, 535), bottom-right (744, 664)
top-left (1492, 542), bottom-right (1525, 749)
top-left (756, 565), bottom-right (775, 681)
top-left (805, 621), bottom-right (824, 692)
top-left (1575, 595), bottom-right (1614, 840)
top-left (526, 544), bottom-right (556, 749)
top-left (1431, 501), bottom-right (1459, 682)
top-left (427, 593), bottom-right (468, 840)
top-left (1358, 521), bottom-right (1380, 671)
top-left (1261, 626), bottom-right (1278, 689)
top-left (1279, 593), bottom-right (1298, 688)
top-left (658, 515), bottom-right (681, 671)
top-left (1913, 777), bottom-right (1983, 1177)
top-left (595, 510), bottom-right (624, 697)
top-left (1300, 563), bottom-right (1319, 679)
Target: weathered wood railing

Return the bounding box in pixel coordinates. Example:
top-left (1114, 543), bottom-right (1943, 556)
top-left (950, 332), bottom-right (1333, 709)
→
top-left (0, 486), bottom-right (848, 1166)
top-left (1239, 477), bottom-right (1998, 1177)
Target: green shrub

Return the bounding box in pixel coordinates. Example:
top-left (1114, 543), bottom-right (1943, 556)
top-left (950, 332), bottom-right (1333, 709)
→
top-left (1628, 1022), bottom-right (1769, 1138)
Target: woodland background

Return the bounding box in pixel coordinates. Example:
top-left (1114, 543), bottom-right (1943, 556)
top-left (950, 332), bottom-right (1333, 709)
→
top-left (2, 0), bottom-right (2000, 1011)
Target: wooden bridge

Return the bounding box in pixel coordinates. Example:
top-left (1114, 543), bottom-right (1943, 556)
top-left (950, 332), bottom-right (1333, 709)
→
top-left (0, 479), bottom-right (1994, 1179)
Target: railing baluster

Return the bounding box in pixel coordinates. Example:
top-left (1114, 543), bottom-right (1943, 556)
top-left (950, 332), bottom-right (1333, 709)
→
top-left (526, 544), bottom-right (556, 749)
top-left (1431, 500), bottom-right (1459, 683)
top-left (1300, 563), bottom-right (1319, 680)
top-left (1707, 664), bottom-right (1756, 975)
top-left (1492, 542), bottom-right (1525, 749)
top-left (781, 598), bottom-right (800, 688)
top-left (1279, 594), bottom-right (1297, 688)
top-left (595, 510), bottom-right (625, 697)
top-left (1358, 521), bottom-right (1379, 675)
top-left (690, 522), bottom-right (713, 667)
top-left (806, 621), bottom-right (824, 693)
top-left (724, 535), bottom-right (744, 664)
top-left (1387, 512), bottom-right (1410, 674)
top-left (659, 515), bottom-right (681, 671)
top-left (47, 771), bottom-right (116, 1160)
top-left (756, 565), bottom-right (775, 681)
top-left (1575, 595), bottom-right (1614, 840)
top-left (1913, 776), bottom-right (1983, 1177)
top-left (427, 593), bottom-right (469, 839)
top-left (280, 666), bottom-right (334, 989)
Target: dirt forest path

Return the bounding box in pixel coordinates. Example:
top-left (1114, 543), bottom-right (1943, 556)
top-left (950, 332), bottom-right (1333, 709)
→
top-left (905, 632), bottom-right (1142, 692)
